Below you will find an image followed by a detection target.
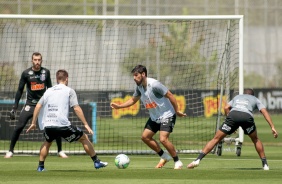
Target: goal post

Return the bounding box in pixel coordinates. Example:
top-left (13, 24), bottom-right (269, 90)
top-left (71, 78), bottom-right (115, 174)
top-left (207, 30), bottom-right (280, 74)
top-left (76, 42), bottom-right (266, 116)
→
top-left (0, 14), bottom-right (243, 155)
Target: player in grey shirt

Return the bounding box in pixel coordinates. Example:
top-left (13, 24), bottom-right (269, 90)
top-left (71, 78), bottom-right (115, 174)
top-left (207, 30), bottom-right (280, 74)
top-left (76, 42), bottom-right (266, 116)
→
top-left (111, 65), bottom-right (187, 169)
top-left (187, 88), bottom-right (278, 170)
top-left (26, 69), bottom-right (107, 171)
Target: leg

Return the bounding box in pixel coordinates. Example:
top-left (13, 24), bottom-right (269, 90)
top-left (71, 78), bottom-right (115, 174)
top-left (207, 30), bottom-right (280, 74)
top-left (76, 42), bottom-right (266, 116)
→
top-left (142, 129), bottom-right (171, 168)
top-left (141, 128), bottom-right (160, 152)
top-left (55, 137), bottom-right (62, 152)
top-left (37, 141), bottom-right (52, 171)
top-left (39, 141), bottom-right (52, 162)
top-left (202, 130), bottom-right (227, 154)
top-left (248, 130), bottom-right (265, 158)
top-left (187, 130), bottom-right (227, 169)
top-left (5, 107), bottom-right (33, 158)
top-left (55, 137), bottom-right (68, 158)
top-left (78, 133), bottom-right (96, 157)
top-left (248, 130), bottom-right (269, 170)
top-left (159, 131), bottom-right (183, 169)
top-left (159, 131), bottom-right (177, 157)
top-left (78, 133), bottom-right (107, 169)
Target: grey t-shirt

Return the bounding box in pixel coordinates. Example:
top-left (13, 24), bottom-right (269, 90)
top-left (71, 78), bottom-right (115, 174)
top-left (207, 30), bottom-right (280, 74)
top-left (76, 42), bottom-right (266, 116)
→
top-left (133, 77), bottom-right (175, 121)
top-left (228, 94), bottom-right (265, 116)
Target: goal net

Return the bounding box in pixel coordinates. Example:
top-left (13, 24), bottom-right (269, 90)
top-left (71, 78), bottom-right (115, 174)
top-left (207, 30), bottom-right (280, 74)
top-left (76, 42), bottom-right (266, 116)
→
top-left (0, 15), bottom-right (243, 155)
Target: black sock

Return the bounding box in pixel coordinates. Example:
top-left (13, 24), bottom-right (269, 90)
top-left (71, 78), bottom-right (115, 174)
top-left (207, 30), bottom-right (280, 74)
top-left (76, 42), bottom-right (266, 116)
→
top-left (261, 157), bottom-right (268, 166)
top-left (173, 156), bottom-right (179, 162)
top-left (157, 149), bottom-right (164, 157)
top-left (91, 154), bottom-right (98, 162)
top-left (196, 152), bottom-right (206, 161)
top-left (38, 161), bottom-right (44, 168)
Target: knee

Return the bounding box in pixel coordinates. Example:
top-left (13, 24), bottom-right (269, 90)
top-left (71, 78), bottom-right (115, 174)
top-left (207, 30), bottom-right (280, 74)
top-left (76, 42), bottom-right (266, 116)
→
top-left (159, 137), bottom-right (168, 144)
top-left (251, 137), bottom-right (259, 143)
top-left (141, 135), bottom-right (147, 142)
top-left (78, 133), bottom-right (88, 143)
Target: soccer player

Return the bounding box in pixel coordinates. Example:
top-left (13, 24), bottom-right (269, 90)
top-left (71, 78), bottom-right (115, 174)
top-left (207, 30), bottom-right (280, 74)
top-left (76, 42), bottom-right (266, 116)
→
top-left (187, 88), bottom-right (278, 170)
top-left (4, 52), bottom-right (68, 158)
top-left (110, 65), bottom-right (186, 169)
top-left (26, 69), bottom-right (108, 171)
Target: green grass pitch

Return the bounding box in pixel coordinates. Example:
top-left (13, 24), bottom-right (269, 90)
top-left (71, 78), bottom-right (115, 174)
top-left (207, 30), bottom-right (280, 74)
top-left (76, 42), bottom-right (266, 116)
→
top-left (0, 114), bottom-right (281, 184)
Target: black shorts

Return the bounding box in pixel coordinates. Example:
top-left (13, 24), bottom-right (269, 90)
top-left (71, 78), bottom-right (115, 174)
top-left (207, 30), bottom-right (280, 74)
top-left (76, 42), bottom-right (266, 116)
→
top-left (219, 111), bottom-right (256, 135)
top-left (44, 125), bottom-right (84, 143)
top-left (144, 114), bottom-right (176, 133)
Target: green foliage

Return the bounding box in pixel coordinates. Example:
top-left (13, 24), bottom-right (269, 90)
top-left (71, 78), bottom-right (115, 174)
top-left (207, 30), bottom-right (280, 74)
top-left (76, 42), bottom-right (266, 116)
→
top-left (244, 71), bottom-right (266, 88)
top-left (0, 0), bottom-right (97, 15)
top-left (122, 21), bottom-right (218, 89)
top-left (31, 0), bottom-right (96, 15)
top-left (0, 63), bottom-right (18, 92)
top-left (273, 58), bottom-right (282, 87)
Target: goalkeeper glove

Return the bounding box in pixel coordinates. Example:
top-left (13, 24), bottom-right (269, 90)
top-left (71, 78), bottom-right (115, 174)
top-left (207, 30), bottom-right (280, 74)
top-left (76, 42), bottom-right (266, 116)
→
top-left (9, 109), bottom-right (16, 120)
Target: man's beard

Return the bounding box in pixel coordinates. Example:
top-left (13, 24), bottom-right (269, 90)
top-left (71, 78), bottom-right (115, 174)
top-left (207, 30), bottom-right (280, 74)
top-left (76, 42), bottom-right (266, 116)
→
top-left (135, 77), bottom-right (143, 86)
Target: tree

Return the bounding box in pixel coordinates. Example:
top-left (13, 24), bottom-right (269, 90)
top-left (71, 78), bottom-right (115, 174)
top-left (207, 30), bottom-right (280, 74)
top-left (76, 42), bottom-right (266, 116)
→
top-left (244, 71), bottom-right (266, 88)
top-left (0, 63), bottom-right (18, 92)
top-left (121, 21), bottom-right (218, 90)
top-left (272, 58), bottom-right (282, 87)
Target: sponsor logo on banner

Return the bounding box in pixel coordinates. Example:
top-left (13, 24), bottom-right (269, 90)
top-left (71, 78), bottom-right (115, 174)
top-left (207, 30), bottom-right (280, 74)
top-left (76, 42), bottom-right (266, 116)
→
top-left (258, 90), bottom-right (282, 110)
top-left (203, 95), bottom-right (227, 118)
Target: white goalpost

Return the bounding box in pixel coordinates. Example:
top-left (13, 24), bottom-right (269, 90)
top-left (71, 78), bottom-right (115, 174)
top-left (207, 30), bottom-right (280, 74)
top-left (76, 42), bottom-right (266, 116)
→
top-left (0, 14), bottom-right (243, 155)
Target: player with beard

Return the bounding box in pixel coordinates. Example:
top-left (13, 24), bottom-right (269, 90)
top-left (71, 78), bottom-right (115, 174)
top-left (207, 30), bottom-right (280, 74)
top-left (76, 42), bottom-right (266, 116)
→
top-left (110, 65), bottom-right (186, 169)
top-left (4, 52), bottom-right (68, 158)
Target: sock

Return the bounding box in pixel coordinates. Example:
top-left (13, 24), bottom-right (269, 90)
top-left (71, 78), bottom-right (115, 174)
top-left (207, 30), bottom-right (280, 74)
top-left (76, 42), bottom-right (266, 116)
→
top-left (173, 156), bottom-right (179, 162)
top-left (157, 149), bottom-right (164, 157)
top-left (261, 157), bottom-right (268, 166)
top-left (91, 154), bottom-right (98, 162)
top-left (38, 161), bottom-right (44, 168)
top-left (196, 152), bottom-right (206, 161)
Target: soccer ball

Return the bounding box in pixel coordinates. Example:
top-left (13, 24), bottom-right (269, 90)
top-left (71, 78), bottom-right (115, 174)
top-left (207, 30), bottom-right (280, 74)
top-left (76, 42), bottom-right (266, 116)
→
top-left (114, 154), bottom-right (130, 169)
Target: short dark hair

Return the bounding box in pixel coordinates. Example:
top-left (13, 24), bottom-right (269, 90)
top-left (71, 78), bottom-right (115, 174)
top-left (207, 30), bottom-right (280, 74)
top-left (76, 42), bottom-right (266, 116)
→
top-left (131, 65), bottom-right (147, 76)
top-left (244, 88), bottom-right (254, 96)
top-left (32, 52), bottom-right (42, 60)
top-left (56, 69), bottom-right (68, 81)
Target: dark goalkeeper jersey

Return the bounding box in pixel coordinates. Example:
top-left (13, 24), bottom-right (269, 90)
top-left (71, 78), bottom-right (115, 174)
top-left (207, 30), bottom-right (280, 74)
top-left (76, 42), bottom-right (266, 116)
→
top-left (13, 67), bottom-right (52, 108)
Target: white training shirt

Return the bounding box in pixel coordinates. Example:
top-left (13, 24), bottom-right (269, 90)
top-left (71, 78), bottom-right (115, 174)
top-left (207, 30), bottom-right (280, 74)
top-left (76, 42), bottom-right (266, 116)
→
top-left (37, 83), bottom-right (78, 129)
top-left (133, 77), bottom-right (175, 122)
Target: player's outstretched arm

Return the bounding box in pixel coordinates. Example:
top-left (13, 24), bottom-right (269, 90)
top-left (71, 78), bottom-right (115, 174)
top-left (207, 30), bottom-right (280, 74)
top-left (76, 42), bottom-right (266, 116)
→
top-left (260, 108), bottom-right (278, 138)
top-left (110, 96), bottom-right (140, 109)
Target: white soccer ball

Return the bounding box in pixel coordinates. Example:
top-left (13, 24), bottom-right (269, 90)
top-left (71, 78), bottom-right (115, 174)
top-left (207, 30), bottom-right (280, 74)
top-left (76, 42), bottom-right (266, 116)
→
top-left (114, 154), bottom-right (130, 169)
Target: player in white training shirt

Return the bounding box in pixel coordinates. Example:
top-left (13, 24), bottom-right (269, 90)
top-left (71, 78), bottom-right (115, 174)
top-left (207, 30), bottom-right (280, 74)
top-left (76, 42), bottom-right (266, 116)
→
top-left (111, 65), bottom-right (187, 169)
top-left (26, 69), bottom-right (107, 171)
